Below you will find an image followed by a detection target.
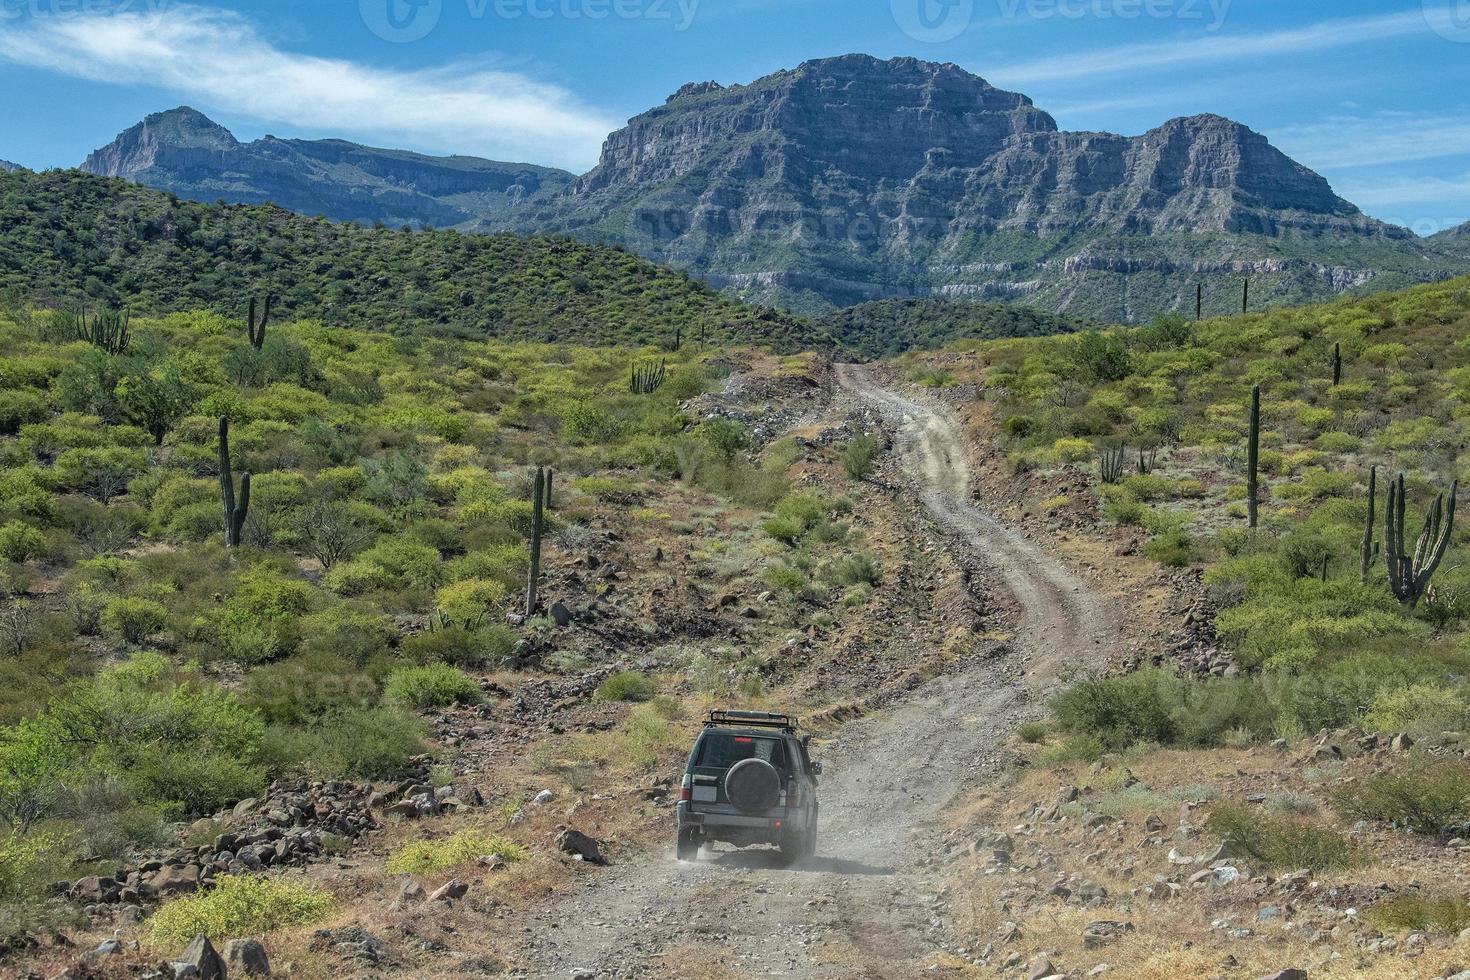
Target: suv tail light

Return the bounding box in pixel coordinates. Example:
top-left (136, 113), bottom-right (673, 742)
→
top-left (787, 781), bottom-right (799, 808)
top-left (680, 774), bottom-right (692, 803)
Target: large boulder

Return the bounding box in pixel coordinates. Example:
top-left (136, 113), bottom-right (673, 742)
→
top-left (179, 934), bottom-right (225, 980)
top-left (556, 827), bottom-right (605, 864)
top-left (223, 937), bottom-right (271, 976)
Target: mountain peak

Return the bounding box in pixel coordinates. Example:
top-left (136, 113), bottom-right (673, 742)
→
top-left (0, 159), bottom-right (23, 173)
top-left (138, 107), bottom-right (239, 149)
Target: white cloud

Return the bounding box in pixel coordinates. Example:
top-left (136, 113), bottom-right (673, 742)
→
top-left (986, 8), bottom-right (1441, 86)
top-left (1269, 112), bottom-right (1470, 169)
top-left (0, 4), bottom-right (616, 170)
top-left (1334, 172), bottom-right (1470, 208)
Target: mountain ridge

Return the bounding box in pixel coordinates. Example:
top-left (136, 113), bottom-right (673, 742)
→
top-left (79, 56), bottom-right (1470, 321)
top-left (83, 107), bottom-right (575, 230)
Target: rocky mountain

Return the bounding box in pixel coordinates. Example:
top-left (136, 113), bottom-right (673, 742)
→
top-left (82, 107), bottom-right (574, 229)
top-left (1433, 221), bottom-right (1470, 243)
top-left (0, 160), bottom-right (22, 173)
top-left (522, 55), bottom-right (1464, 318)
top-left (81, 59), bottom-right (1469, 321)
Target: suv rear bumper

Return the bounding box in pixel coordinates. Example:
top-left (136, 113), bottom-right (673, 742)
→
top-left (679, 802), bottom-right (806, 845)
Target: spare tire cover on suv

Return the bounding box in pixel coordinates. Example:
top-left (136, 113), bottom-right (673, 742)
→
top-left (724, 757), bottom-right (782, 814)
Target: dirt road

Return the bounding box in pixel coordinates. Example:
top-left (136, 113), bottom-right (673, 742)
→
top-left (512, 366), bottom-right (1120, 979)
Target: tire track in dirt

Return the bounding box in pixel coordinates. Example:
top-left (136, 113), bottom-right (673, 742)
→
top-left (510, 366), bottom-right (1119, 979)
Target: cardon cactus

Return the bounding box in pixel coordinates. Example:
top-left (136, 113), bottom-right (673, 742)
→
top-left (1097, 444), bottom-right (1126, 484)
top-left (630, 359), bottom-right (667, 395)
top-left (246, 295), bottom-right (271, 350)
top-left (219, 416), bottom-right (251, 547)
top-left (1384, 472), bottom-right (1457, 610)
top-left (1361, 465), bottom-right (1378, 584)
top-left (72, 303), bottom-right (131, 355)
top-left (525, 466), bottom-right (545, 616)
top-left (1246, 386), bottom-right (1260, 528)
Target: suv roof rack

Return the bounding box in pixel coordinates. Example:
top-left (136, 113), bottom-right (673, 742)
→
top-left (705, 709), bottom-right (797, 733)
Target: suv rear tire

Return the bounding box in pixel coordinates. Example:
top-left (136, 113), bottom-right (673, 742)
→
top-left (676, 828), bottom-right (700, 862)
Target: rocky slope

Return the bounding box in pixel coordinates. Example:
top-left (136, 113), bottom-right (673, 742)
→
top-left (82, 107), bottom-right (574, 229)
top-left (81, 59), bottom-right (1469, 322)
top-left (0, 160), bottom-right (22, 173)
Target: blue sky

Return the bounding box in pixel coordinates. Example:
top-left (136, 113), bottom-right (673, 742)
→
top-left (2, 0), bottom-right (1469, 233)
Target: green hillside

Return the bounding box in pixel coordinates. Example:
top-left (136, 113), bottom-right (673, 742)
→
top-left (815, 297), bottom-right (1089, 358)
top-left (0, 169), bottom-right (823, 352)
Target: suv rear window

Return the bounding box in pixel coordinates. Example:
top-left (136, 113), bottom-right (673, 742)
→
top-left (695, 732), bottom-right (789, 772)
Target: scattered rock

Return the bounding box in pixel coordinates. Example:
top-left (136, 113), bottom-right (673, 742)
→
top-left (533, 789), bottom-right (554, 806)
top-left (1083, 920), bottom-right (1134, 948)
top-left (223, 938), bottom-right (271, 976)
top-left (179, 934), bottom-right (225, 980)
top-left (427, 880), bottom-right (469, 903)
top-left (1028, 956), bottom-right (1056, 980)
top-left (557, 827), bottom-right (605, 864)
top-left (1255, 971), bottom-right (1306, 980)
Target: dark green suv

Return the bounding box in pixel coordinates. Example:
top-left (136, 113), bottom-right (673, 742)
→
top-left (676, 710), bottom-right (821, 863)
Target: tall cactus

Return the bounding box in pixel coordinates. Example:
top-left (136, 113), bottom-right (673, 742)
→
top-left (246, 295), bottom-right (271, 351)
top-left (1384, 472), bottom-right (1457, 610)
top-left (219, 416), bottom-right (251, 547)
top-left (1246, 385), bottom-right (1261, 528)
top-left (1242, 278), bottom-right (1250, 315)
top-left (1361, 465), bottom-right (1378, 584)
top-left (72, 302), bottom-right (131, 355)
top-left (630, 359), bottom-right (667, 394)
top-left (1332, 342), bottom-right (1342, 385)
top-left (1097, 443), bottom-right (1126, 484)
top-left (1195, 283), bottom-right (1202, 322)
top-left (525, 466), bottom-right (545, 617)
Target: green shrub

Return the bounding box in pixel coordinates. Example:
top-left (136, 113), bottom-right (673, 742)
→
top-left (100, 597), bottom-right (168, 643)
top-left (0, 521), bottom-right (46, 562)
top-left (1363, 685), bottom-right (1470, 737)
top-left (433, 579), bottom-right (508, 629)
top-left (762, 493), bottom-right (836, 546)
top-left (383, 664), bottom-right (481, 709)
top-left (262, 707), bottom-right (424, 780)
top-left (821, 552), bottom-right (882, 587)
top-left (1365, 895), bottom-right (1470, 935)
top-left (243, 653), bottom-right (380, 726)
top-left (35, 653), bottom-right (266, 815)
top-left (147, 874), bottom-right (336, 945)
top-left (698, 418), bottom-right (752, 460)
top-left (1143, 527), bottom-right (1196, 567)
top-left (0, 830), bottom-right (67, 902)
top-left (596, 671), bottom-right (657, 702)
top-left (841, 434), bottom-right (882, 480)
top-left (1335, 761), bottom-right (1470, 834)
top-left (1017, 722), bottom-right (1048, 744)
top-left (1207, 804), bottom-right (1357, 872)
top-left (297, 605), bottom-right (396, 664)
top-left (385, 829), bottom-right (527, 875)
